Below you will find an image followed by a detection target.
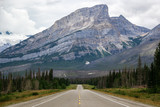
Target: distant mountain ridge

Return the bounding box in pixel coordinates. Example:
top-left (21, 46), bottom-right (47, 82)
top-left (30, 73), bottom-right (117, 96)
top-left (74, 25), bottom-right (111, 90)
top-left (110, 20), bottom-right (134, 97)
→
top-left (84, 24), bottom-right (160, 70)
top-left (111, 15), bottom-right (149, 36)
top-left (0, 4), bottom-right (157, 72)
top-left (0, 31), bottom-right (28, 53)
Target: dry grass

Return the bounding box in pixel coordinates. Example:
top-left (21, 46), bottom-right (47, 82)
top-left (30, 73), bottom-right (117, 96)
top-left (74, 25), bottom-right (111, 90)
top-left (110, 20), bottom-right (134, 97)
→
top-left (0, 89), bottom-right (63, 107)
top-left (82, 84), bottom-right (95, 89)
top-left (66, 84), bottom-right (77, 89)
top-left (0, 84), bottom-right (78, 107)
top-left (95, 88), bottom-right (160, 107)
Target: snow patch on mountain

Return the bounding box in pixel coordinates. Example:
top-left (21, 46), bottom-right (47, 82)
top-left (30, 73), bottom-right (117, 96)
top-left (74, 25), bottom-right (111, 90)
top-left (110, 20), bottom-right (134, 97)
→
top-left (0, 32), bottom-right (28, 52)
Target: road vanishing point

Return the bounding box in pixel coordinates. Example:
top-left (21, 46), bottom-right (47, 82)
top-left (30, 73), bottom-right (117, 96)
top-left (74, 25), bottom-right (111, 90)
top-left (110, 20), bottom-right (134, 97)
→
top-left (8, 85), bottom-right (153, 107)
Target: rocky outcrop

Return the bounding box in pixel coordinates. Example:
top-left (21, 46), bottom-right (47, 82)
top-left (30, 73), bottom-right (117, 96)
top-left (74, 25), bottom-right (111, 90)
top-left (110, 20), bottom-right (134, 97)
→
top-left (142, 24), bottom-right (160, 44)
top-left (84, 24), bottom-right (160, 70)
top-left (111, 15), bottom-right (149, 36)
top-left (0, 4), bottom-right (150, 66)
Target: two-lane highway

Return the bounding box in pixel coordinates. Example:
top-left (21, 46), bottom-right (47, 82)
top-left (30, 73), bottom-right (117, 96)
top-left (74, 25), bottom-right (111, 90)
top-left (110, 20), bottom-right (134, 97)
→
top-left (8, 85), bottom-right (153, 107)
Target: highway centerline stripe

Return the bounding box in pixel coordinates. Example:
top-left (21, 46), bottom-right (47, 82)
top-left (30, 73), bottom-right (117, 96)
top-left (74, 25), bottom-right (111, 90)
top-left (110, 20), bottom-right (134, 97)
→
top-left (88, 90), bottom-right (129, 107)
top-left (78, 91), bottom-right (81, 105)
top-left (32, 91), bottom-right (71, 107)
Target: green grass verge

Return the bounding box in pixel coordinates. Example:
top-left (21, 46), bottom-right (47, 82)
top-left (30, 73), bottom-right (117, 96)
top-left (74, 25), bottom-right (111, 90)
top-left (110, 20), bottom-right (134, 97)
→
top-left (66, 84), bottom-right (77, 89)
top-left (82, 84), bottom-right (95, 89)
top-left (0, 84), bottom-right (77, 107)
top-left (0, 89), bottom-right (62, 107)
top-left (95, 88), bottom-right (160, 107)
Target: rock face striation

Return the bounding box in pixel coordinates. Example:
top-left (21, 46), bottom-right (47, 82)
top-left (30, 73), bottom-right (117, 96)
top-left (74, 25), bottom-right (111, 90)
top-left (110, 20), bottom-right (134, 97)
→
top-left (141, 24), bottom-right (160, 44)
top-left (0, 4), bottom-right (151, 71)
top-left (111, 15), bottom-right (149, 36)
top-left (84, 24), bottom-right (160, 70)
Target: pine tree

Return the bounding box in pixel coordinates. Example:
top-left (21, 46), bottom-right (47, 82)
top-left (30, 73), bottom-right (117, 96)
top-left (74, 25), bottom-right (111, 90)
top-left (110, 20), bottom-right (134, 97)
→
top-left (49, 69), bottom-right (53, 81)
top-left (29, 70), bottom-right (33, 80)
top-left (154, 43), bottom-right (160, 70)
top-left (148, 42), bottom-right (160, 93)
top-left (0, 72), bottom-right (2, 92)
top-left (7, 73), bottom-right (12, 93)
top-left (153, 42), bottom-right (160, 92)
top-left (24, 79), bottom-right (32, 90)
top-left (45, 71), bottom-right (49, 81)
top-left (37, 69), bottom-right (41, 80)
top-left (33, 80), bottom-right (39, 90)
top-left (137, 55), bottom-right (142, 86)
top-left (148, 63), bottom-right (154, 89)
top-left (143, 64), bottom-right (149, 86)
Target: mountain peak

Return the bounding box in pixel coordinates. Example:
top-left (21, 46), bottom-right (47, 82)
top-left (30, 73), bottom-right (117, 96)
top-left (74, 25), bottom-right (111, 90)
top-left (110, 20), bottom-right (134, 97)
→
top-left (74, 4), bottom-right (109, 18)
top-left (141, 24), bottom-right (160, 44)
top-left (111, 14), bottom-right (149, 36)
top-left (50, 4), bottom-right (110, 35)
top-left (149, 24), bottom-right (160, 34)
top-left (111, 15), bottom-right (128, 22)
top-left (92, 4), bottom-right (108, 9)
top-left (150, 24), bottom-right (160, 35)
top-left (0, 4), bottom-right (151, 71)
top-left (119, 15), bottom-right (126, 20)
top-left (152, 24), bottom-right (160, 30)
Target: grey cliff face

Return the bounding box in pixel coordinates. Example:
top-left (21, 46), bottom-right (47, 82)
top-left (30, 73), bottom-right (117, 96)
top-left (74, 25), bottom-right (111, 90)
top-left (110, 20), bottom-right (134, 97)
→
top-left (111, 15), bottom-right (149, 36)
top-left (142, 24), bottom-right (160, 44)
top-left (0, 4), bottom-right (150, 65)
top-left (84, 24), bottom-right (160, 70)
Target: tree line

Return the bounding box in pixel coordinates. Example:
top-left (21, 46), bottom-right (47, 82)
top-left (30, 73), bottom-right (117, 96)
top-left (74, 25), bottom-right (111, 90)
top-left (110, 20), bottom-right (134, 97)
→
top-left (0, 43), bottom-right (160, 94)
top-left (70, 42), bottom-right (160, 93)
top-left (0, 69), bottom-right (70, 94)
top-left (87, 42), bottom-right (160, 93)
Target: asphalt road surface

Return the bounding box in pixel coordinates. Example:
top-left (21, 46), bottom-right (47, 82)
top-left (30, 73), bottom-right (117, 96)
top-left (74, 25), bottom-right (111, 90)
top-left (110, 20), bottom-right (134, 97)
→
top-left (8, 85), bottom-right (153, 107)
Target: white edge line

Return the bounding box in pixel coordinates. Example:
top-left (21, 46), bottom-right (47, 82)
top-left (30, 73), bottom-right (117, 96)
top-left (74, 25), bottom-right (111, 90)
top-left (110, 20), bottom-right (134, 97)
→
top-left (88, 90), bottom-right (129, 107)
top-left (32, 91), bottom-right (71, 107)
top-left (8, 91), bottom-right (66, 107)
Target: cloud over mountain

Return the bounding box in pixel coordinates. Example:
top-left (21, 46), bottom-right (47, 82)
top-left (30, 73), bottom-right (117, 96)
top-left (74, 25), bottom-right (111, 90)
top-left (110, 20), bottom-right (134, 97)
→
top-left (0, 0), bottom-right (160, 35)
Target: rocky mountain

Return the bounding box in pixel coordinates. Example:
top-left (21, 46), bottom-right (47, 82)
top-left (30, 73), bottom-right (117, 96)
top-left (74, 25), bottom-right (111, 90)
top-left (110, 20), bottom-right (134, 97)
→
top-left (0, 4), bottom-right (150, 72)
top-left (142, 24), bottom-right (160, 43)
top-left (84, 24), bottom-right (160, 70)
top-left (111, 15), bottom-right (149, 36)
top-left (0, 43), bottom-right (11, 53)
top-left (0, 31), bottom-right (28, 52)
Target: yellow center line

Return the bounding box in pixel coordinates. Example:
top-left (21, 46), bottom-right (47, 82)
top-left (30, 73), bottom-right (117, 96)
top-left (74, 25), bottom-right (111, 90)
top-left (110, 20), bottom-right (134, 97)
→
top-left (78, 91), bottom-right (81, 105)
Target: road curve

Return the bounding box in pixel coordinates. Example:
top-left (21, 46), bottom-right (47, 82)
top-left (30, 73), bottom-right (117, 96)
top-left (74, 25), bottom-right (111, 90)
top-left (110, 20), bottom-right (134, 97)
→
top-left (7, 85), bottom-right (154, 107)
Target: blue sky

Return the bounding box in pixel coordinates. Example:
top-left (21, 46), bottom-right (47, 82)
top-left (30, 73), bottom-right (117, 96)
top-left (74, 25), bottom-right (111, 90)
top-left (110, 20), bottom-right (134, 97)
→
top-left (0, 0), bottom-right (160, 35)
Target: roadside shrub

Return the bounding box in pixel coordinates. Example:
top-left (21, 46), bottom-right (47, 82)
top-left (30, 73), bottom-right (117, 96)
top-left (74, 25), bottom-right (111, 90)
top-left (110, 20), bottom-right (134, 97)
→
top-left (114, 90), bottom-right (126, 95)
top-left (104, 90), bottom-right (110, 92)
top-left (32, 92), bottom-right (39, 96)
top-left (18, 89), bottom-right (22, 92)
top-left (15, 96), bottom-right (20, 99)
top-left (92, 87), bottom-right (95, 89)
top-left (61, 84), bottom-right (66, 89)
top-left (0, 95), bottom-right (12, 102)
top-left (138, 89), bottom-right (147, 93)
top-left (129, 94), bottom-right (140, 98)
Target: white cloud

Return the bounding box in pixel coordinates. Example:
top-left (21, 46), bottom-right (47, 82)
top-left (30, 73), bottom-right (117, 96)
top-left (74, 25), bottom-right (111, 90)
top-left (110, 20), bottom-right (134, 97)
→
top-left (106, 0), bottom-right (160, 29)
top-left (0, 7), bottom-right (45, 35)
top-left (0, 0), bottom-right (160, 35)
top-left (0, 33), bottom-right (28, 46)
